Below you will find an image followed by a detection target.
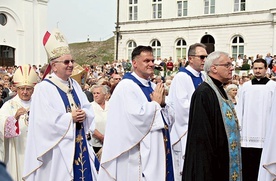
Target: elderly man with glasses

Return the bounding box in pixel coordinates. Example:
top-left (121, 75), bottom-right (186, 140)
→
top-left (23, 29), bottom-right (98, 181)
top-left (182, 51), bottom-right (242, 181)
top-left (0, 64), bottom-right (38, 181)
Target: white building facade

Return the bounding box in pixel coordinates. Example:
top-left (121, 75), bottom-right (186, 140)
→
top-left (116, 0), bottom-right (276, 62)
top-left (0, 0), bottom-right (48, 66)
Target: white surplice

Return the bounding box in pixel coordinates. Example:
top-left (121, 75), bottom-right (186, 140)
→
top-left (258, 92), bottom-right (276, 180)
top-left (236, 80), bottom-right (276, 148)
top-left (0, 95), bottom-right (30, 181)
top-left (98, 72), bottom-right (174, 181)
top-left (22, 73), bottom-right (98, 181)
top-left (167, 66), bottom-right (204, 181)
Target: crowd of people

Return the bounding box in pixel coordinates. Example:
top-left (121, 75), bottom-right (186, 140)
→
top-left (0, 28), bottom-right (276, 181)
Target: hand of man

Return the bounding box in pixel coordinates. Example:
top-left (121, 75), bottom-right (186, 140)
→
top-left (15, 107), bottom-right (27, 121)
top-left (150, 83), bottom-right (165, 105)
top-left (71, 109), bottom-right (86, 123)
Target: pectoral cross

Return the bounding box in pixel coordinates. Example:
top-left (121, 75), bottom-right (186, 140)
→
top-left (226, 110), bottom-right (232, 119)
top-left (232, 171), bottom-right (238, 181)
top-left (231, 141), bottom-right (237, 150)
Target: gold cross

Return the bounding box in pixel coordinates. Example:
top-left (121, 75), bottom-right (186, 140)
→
top-left (232, 171), bottom-right (238, 181)
top-left (55, 32), bottom-right (65, 42)
top-left (231, 141), bottom-right (237, 150)
top-left (226, 110), bottom-right (232, 119)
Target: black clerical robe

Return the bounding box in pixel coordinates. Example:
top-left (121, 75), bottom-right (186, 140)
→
top-left (182, 82), bottom-right (230, 181)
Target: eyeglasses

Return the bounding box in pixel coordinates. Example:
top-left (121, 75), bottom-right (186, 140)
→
top-left (214, 63), bottom-right (233, 68)
top-left (114, 78), bottom-right (121, 80)
top-left (190, 55), bottom-right (208, 60)
top-left (54, 60), bottom-right (75, 65)
top-left (18, 87), bottom-right (33, 92)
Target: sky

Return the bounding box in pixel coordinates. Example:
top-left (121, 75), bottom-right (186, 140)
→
top-left (47, 0), bottom-right (116, 43)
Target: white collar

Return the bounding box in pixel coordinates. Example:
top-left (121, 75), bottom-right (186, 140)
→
top-left (131, 72), bottom-right (151, 87)
top-left (186, 65), bottom-right (202, 77)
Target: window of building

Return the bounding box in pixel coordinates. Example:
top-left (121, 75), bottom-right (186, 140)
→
top-left (234, 0), bottom-right (245, 12)
top-left (177, 0), bottom-right (188, 17)
top-left (129, 0), bottom-right (138, 20)
top-left (204, 0), bottom-right (215, 14)
top-left (175, 39), bottom-right (187, 60)
top-left (231, 36), bottom-right (244, 60)
top-left (152, 0), bottom-right (162, 19)
top-left (151, 40), bottom-right (161, 58)
top-left (0, 13), bottom-right (7, 26)
top-left (127, 41), bottom-right (137, 60)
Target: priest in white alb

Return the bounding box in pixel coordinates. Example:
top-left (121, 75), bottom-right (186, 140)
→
top-left (0, 64), bottom-right (38, 181)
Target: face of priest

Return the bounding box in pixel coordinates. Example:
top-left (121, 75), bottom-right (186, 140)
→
top-left (132, 51), bottom-right (155, 79)
top-left (17, 86), bottom-right (34, 101)
top-left (188, 46), bottom-right (208, 72)
top-left (51, 54), bottom-right (74, 81)
top-left (212, 54), bottom-right (234, 83)
top-left (253, 62), bottom-right (267, 79)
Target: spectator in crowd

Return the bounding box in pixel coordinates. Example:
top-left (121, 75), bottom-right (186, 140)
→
top-left (236, 58), bottom-right (276, 181)
top-left (0, 64), bottom-right (37, 181)
top-left (23, 29), bottom-right (98, 181)
top-left (166, 56), bottom-right (174, 71)
top-left (225, 84), bottom-right (238, 105)
top-left (265, 53), bottom-right (273, 66)
top-left (0, 83), bottom-right (4, 108)
top-left (236, 54), bottom-right (243, 68)
top-left (98, 45), bottom-right (174, 181)
top-left (38, 64), bottom-right (48, 81)
top-left (168, 43), bottom-right (207, 180)
top-left (182, 51), bottom-right (242, 181)
top-left (112, 73), bottom-right (122, 85)
top-left (89, 85), bottom-right (109, 156)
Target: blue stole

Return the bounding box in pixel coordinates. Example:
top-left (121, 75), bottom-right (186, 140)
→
top-left (179, 67), bottom-right (203, 89)
top-left (221, 101), bottom-right (242, 181)
top-left (44, 79), bottom-right (94, 181)
top-left (123, 73), bottom-right (174, 181)
top-left (205, 76), bottom-right (242, 181)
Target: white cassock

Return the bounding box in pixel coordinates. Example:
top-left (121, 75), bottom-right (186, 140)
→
top-left (22, 73), bottom-right (98, 181)
top-left (167, 65), bottom-right (204, 181)
top-left (236, 79), bottom-right (276, 148)
top-left (0, 95), bottom-right (30, 181)
top-left (98, 72), bottom-right (174, 181)
top-left (258, 92), bottom-right (276, 180)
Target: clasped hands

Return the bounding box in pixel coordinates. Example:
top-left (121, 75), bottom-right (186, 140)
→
top-left (71, 109), bottom-right (86, 123)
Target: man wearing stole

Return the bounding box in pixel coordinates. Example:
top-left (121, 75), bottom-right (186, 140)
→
top-left (23, 29), bottom-right (98, 181)
top-left (0, 64), bottom-right (38, 181)
top-left (98, 46), bottom-right (174, 181)
top-left (182, 51), bottom-right (242, 181)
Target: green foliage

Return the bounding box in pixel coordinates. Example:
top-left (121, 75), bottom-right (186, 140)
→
top-left (241, 63), bottom-right (251, 70)
top-left (69, 37), bottom-right (114, 65)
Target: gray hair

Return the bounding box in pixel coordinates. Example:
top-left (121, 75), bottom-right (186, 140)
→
top-left (225, 84), bottom-right (238, 93)
top-left (91, 84), bottom-right (110, 95)
top-left (204, 51), bottom-right (229, 73)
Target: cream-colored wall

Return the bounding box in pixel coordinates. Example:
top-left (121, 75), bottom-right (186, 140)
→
top-left (117, 0), bottom-right (276, 61)
top-left (0, 0), bottom-right (48, 66)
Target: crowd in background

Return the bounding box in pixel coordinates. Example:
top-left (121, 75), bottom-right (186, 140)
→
top-left (0, 52), bottom-right (276, 106)
top-left (0, 51), bottom-right (276, 180)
